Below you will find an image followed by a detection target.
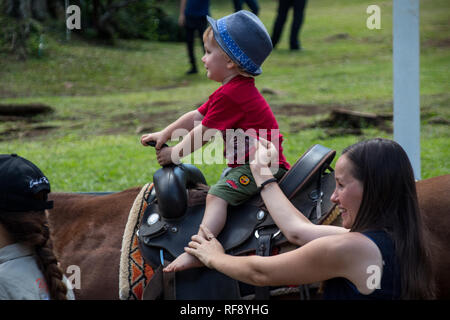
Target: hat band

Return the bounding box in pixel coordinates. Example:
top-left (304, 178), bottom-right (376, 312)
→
top-left (217, 18), bottom-right (259, 74)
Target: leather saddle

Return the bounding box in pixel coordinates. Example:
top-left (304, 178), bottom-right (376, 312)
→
top-left (138, 144), bottom-right (336, 299)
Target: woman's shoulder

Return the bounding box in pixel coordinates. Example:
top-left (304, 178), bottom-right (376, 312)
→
top-left (317, 231), bottom-right (380, 250)
top-left (314, 232), bottom-right (383, 267)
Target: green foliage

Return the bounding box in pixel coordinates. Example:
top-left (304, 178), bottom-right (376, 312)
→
top-left (71, 0), bottom-right (182, 41)
top-left (114, 2), bottom-right (182, 41)
top-left (1, 0), bottom-right (182, 57)
top-left (0, 14), bottom-right (46, 59)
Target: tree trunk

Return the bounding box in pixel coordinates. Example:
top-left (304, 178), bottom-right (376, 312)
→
top-left (5, 0), bottom-right (32, 18)
top-left (31, 0), bottom-right (49, 21)
top-left (46, 0), bottom-right (65, 19)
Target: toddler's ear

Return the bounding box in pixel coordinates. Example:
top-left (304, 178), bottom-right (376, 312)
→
top-left (226, 59), bottom-right (238, 70)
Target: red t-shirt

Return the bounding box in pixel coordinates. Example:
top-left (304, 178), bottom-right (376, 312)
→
top-left (198, 75), bottom-right (290, 169)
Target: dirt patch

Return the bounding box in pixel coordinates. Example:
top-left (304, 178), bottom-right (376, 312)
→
top-left (325, 33), bottom-right (351, 42)
top-left (110, 113), bottom-right (138, 122)
top-left (428, 117), bottom-right (450, 125)
top-left (101, 126), bottom-right (135, 135)
top-left (0, 124), bottom-right (59, 141)
top-left (293, 108), bottom-right (393, 136)
top-left (148, 100), bottom-right (179, 107)
top-left (135, 110), bottom-right (183, 134)
top-left (0, 103), bottom-right (58, 141)
top-left (274, 103), bottom-right (330, 117)
top-left (0, 116), bottom-right (40, 123)
top-left (423, 38), bottom-right (450, 48)
top-left (0, 103), bottom-right (54, 117)
top-left (261, 88), bottom-right (286, 96)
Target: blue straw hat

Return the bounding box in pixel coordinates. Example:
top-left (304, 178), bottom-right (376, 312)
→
top-left (207, 10), bottom-right (272, 76)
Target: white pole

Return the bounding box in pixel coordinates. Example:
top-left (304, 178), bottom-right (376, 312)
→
top-left (393, 0), bottom-right (421, 179)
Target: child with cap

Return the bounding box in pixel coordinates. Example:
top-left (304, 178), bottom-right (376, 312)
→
top-left (140, 10), bottom-right (290, 272)
top-left (0, 154), bottom-right (75, 300)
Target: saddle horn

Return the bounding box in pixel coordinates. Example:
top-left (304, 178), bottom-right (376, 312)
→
top-left (153, 164), bottom-right (207, 219)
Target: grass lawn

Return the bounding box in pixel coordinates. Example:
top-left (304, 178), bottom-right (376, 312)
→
top-left (0, 0), bottom-right (448, 192)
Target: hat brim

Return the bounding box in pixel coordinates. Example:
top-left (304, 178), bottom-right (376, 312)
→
top-left (206, 16), bottom-right (262, 76)
top-left (0, 185), bottom-right (53, 212)
top-left (0, 195), bottom-right (53, 212)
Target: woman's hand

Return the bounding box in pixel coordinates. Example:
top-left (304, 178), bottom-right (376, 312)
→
top-left (184, 225), bottom-right (225, 269)
top-left (249, 137), bottom-right (279, 184)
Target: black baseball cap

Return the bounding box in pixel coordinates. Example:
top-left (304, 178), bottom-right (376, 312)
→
top-left (0, 154), bottom-right (53, 212)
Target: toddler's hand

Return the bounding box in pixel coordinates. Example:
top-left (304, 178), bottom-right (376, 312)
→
top-left (140, 131), bottom-right (167, 149)
top-left (156, 146), bottom-right (180, 166)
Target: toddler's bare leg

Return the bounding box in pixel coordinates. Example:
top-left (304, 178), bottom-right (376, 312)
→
top-left (163, 194), bottom-right (228, 272)
top-left (198, 194), bottom-right (228, 237)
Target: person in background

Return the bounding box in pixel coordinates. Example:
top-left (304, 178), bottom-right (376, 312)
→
top-left (271, 0), bottom-right (308, 50)
top-left (0, 154), bottom-right (75, 300)
top-left (232, 0), bottom-right (259, 15)
top-left (179, 0), bottom-right (210, 74)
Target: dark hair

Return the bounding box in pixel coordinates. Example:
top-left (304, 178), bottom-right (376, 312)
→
top-left (342, 138), bottom-right (435, 299)
top-left (0, 205), bottom-right (68, 300)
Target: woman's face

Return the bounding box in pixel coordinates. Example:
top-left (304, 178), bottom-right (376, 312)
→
top-left (330, 155), bottom-right (364, 229)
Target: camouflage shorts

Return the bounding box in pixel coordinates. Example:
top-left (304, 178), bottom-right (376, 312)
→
top-left (208, 164), bottom-right (287, 206)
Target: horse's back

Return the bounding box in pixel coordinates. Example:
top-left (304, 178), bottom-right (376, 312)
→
top-left (48, 187), bottom-right (141, 300)
top-left (417, 175), bottom-right (450, 299)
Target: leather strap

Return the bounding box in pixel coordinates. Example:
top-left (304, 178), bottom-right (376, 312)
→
top-left (142, 259), bottom-right (176, 300)
top-left (162, 259), bottom-right (175, 300)
top-left (315, 166), bottom-right (324, 220)
top-left (299, 284), bottom-right (310, 300)
top-left (142, 264), bottom-right (163, 300)
top-left (254, 232), bottom-right (272, 300)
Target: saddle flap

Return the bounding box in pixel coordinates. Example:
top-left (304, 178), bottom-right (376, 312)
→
top-left (140, 201), bottom-right (265, 259)
top-left (290, 171), bottom-right (336, 223)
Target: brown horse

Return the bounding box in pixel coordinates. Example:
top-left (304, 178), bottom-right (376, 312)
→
top-left (48, 175), bottom-right (450, 300)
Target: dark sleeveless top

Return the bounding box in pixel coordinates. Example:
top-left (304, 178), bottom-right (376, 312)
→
top-left (323, 230), bottom-right (401, 300)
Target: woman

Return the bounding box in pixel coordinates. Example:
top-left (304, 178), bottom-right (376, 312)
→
top-left (185, 138), bottom-right (435, 299)
top-left (0, 154), bottom-right (74, 300)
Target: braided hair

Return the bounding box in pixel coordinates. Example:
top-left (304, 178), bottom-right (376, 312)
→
top-left (0, 208), bottom-right (68, 300)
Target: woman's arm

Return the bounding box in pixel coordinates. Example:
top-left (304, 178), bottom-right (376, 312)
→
top-left (258, 180), bottom-right (347, 245)
top-left (250, 140), bottom-right (348, 246)
top-left (185, 225), bottom-right (378, 291)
